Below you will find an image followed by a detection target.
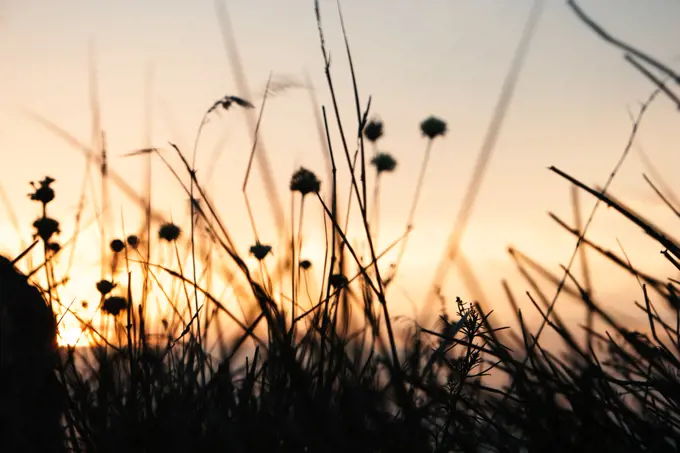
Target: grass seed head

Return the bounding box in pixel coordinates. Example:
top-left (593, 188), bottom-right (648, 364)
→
top-left (206, 95), bottom-right (256, 117)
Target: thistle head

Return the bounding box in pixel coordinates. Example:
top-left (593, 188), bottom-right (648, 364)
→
top-left (420, 116), bottom-right (447, 140)
top-left (329, 274), bottom-right (348, 289)
top-left (370, 152), bottom-right (397, 174)
top-left (126, 235), bottom-right (140, 249)
top-left (290, 167), bottom-right (321, 196)
top-left (363, 119), bottom-right (384, 143)
top-left (32, 217), bottom-right (60, 242)
top-left (159, 223), bottom-right (181, 242)
top-left (102, 296), bottom-right (127, 316)
top-left (29, 176), bottom-right (56, 206)
top-left (110, 239), bottom-right (125, 253)
top-left (249, 242), bottom-right (273, 261)
top-left (96, 279), bottom-right (115, 296)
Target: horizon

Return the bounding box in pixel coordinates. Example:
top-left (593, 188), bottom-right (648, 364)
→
top-left (1, 0), bottom-right (679, 347)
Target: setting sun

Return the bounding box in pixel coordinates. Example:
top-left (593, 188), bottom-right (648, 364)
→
top-left (57, 325), bottom-right (89, 348)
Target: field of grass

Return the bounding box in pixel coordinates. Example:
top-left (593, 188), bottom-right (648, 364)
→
top-left (1, 1), bottom-right (680, 452)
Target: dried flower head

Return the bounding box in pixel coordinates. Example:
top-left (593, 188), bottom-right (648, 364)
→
top-left (300, 259), bottom-right (312, 270)
top-left (290, 167), bottom-right (321, 196)
top-left (363, 119), bottom-right (384, 143)
top-left (32, 217), bottom-right (60, 242)
top-left (329, 274), bottom-right (348, 289)
top-left (110, 239), bottom-right (125, 253)
top-left (370, 152), bottom-right (397, 174)
top-left (47, 242), bottom-right (61, 253)
top-left (249, 242), bottom-right (272, 261)
top-left (420, 116), bottom-right (447, 140)
top-left (126, 235), bottom-right (140, 248)
top-left (102, 296), bottom-right (127, 316)
top-left (29, 176), bottom-right (56, 205)
top-left (159, 223), bottom-right (181, 242)
top-left (81, 301), bottom-right (89, 309)
top-left (96, 279), bottom-right (115, 296)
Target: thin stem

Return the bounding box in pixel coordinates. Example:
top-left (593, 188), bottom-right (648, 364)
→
top-left (290, 195), bottom-right (296, 337)
top-left (390, 138), bottom-right (433, 281)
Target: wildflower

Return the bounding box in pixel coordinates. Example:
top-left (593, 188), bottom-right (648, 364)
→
top-left (109, 239), bottom-right (125, 253)
top-left (81, 301), bottom-right (89, 309)
top-left (159, 223), bottom-right (181, 242)
top-left (101, 296), bottom-right (127, 316)
top-left (420, 116), bottom-right (447, 140)
top-left (300, 259), bottom-right (312, 270)
top-left (32, 217), bottom-right (60, 242)
top-left (363, 119), bottom-right (384, 143)
top-left (249, 242), bottom-right (272, 261)
top-left (289, 167), bottom-right (321, 196)
top-left (96, 280), bottom-right (115, 296)
top-left (329, 274), bottom-right (348, 289)
top-left (126, 235), bottom-right (139, 248)
top-left (47, 242), bottom-right (60, 253)
top-left (370, 152), bottom-right (397, 174)
top-left (28, 176), bottom-right (56, 205)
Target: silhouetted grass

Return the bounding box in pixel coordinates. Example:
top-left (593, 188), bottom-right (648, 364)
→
top-left (2, 1), bottom-right (680, 452)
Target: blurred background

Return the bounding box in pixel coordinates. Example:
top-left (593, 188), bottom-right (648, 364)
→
top-left (0, 0), bottom-right (679, 345)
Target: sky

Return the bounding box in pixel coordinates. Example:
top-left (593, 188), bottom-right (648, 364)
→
top-left (0, 0), bottom-right (679, 346)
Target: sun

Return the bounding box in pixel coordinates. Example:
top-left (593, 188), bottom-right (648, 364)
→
top-left (57, 325), bottom-right (90, 348)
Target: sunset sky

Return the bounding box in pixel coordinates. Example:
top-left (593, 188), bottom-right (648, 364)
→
top-left (1, 1), bottom-right (679, 345)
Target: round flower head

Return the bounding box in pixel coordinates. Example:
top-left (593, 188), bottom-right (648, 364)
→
top-left (363, 119), bottom-right (384, 143)
top-left (290, 167), bottom-right (321, 196)
top-left (159, 223), bottom-right (181, 242)
top-left (249, 242), bottom-right (272, 261)
top-left (96, 279), bottom-right (115, 296)
top-left (329, 273), bottom-right (348, 289)
top-left (29, 176), bottom-right (56, 205)
top-left (420, 116), bottom-right (447, 140)
top-left (32, 217), bottom-right (60, 242)
top-left (300, 259), bottom-right (312, 270)
top-left (102, 296), bottom-right (128, 316)
top-left (370, 152), bottom-right (397, 174)
top-left (126, 235), bottom-right (140, 249)
top-left (110, 239), bottom-right (125, 253)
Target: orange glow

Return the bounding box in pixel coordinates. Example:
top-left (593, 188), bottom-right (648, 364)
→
top-left (57, 325), bottom-right (89, 348)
